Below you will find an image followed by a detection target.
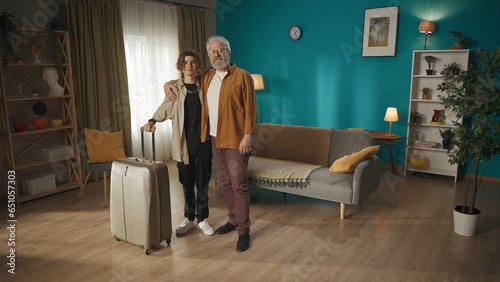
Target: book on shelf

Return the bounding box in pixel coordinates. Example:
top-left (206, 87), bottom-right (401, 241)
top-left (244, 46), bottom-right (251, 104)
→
top-left (415, 141), bottom-right (440, 148)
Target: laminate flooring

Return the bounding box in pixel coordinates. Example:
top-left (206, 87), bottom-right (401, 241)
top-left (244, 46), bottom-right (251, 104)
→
top-left (1, 161), bottom-right (499, 281)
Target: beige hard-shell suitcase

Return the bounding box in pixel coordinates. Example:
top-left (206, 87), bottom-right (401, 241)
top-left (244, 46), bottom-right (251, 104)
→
top-left (110, 128), bottom-right (172, 255)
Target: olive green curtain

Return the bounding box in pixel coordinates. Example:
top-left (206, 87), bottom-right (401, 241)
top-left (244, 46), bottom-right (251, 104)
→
top-left (66, 0), bottom-right (132, 157)
top-left (177, 7), bottom-right (207, 68)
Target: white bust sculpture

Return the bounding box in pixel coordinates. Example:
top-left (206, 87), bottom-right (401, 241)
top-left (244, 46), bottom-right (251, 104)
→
top-left (43, 67), bottom-right (65, 97)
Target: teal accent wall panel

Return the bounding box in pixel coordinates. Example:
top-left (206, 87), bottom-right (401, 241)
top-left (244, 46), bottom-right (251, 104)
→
top-left (214, 0), bottom-right (500, 178)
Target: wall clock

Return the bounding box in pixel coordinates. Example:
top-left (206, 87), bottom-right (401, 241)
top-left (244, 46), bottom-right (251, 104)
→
top-left (289, 25), bottom-right (302, 40)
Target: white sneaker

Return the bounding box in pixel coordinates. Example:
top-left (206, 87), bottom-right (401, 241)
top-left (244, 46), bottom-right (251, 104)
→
top-left (176, 219), bottom-right (196, 235)
top-left (197, 219), bottom-right (215, 236)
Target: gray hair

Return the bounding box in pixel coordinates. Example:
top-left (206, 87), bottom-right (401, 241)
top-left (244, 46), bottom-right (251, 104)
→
top-left (206, 36), bottom-right (231, 53)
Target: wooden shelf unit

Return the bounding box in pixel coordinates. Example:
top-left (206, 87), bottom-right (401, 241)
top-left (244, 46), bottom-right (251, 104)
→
top-left (0, 28), bottom-right (82, 204)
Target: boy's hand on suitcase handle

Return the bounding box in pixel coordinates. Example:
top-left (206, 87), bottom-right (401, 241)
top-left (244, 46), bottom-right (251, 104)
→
top-left (143, 121), bottom-right (156, 133)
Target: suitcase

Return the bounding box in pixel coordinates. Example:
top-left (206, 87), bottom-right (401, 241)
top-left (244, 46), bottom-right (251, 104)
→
top-left (110, 127), bottom-right (172, 255)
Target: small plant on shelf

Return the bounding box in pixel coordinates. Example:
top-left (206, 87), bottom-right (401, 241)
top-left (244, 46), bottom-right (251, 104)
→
top-left (439, 128), bottom-right (456, 150)
top-left (449, 30), bottom-right (471, 49)
top-left (443, 62), bottom-right (461, 76)
top-left (421, 87), bottom-right (431, 100)
top-left (32, 102), bottom-right (48, 130)
top-left (422, 55), bottom-right (438, 75)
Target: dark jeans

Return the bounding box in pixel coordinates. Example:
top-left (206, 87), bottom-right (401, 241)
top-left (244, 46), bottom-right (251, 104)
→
top-left (176, 147), bottom-right (212, 222)
top-left (211, 136), bottom-right (251, 235)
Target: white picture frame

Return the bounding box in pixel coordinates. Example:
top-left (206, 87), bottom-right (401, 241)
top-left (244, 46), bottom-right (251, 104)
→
top-left (362, 6), bottom-right (400, 57)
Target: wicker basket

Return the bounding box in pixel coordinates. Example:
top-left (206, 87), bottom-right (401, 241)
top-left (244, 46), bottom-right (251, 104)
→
top-left (24, 173), bottom-right (57, 196)
top-left (42, 145), bottom-right (74, 161)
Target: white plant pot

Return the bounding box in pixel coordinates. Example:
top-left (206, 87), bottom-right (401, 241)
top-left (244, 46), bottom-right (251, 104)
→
top-left (453, 205), bottom-right (481, 236)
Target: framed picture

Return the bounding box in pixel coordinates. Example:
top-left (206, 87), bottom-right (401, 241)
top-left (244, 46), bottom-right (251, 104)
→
top-left (362, 6), bottom-right (399, 57)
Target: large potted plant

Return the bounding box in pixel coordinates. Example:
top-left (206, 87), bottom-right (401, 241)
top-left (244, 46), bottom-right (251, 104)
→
top-left (437, 47), bottom-right (500, 236)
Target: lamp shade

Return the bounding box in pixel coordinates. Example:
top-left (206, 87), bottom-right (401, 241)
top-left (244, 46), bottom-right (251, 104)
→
top-left (418, 20), bottom-right (435, 34)
top-left (251, 74), bottom-right (264, 90)
top-left (384, 107), bottom-right (399, 122)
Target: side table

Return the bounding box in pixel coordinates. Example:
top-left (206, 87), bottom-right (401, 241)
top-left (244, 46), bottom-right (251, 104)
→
top-left (366, 131), bottom-right (402, 174)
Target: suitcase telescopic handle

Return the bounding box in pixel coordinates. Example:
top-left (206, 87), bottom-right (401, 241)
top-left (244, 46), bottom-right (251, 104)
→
top-left (140, 126), bottom-right (156, 161)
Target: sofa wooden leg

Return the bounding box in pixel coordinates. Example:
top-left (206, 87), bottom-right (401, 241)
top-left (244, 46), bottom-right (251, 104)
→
top-left (340, 203), bottom-right (345, 220)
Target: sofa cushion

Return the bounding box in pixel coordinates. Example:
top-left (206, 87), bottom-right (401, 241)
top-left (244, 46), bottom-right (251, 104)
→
top-left (329, 145), bottom-right (380, 173)
top-left (254, 123), bottom-right (332, 166)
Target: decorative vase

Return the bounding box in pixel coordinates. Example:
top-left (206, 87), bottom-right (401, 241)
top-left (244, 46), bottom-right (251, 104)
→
top-left (453, 205), bottom-right (481, 236)
top-left (431, 109), bottom-right (442, 123)
top-left (33, 53), bottom-right (41, 64)
top-left (31, 117), bottom-right (48, 130)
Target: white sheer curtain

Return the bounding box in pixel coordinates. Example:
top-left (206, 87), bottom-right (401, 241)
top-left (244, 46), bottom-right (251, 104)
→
top-left (119, 0), bottom-right (179, 160)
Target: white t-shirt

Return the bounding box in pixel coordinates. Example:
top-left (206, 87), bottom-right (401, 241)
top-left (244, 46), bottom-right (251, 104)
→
top-left (207, 71), bottom-right (227, 137)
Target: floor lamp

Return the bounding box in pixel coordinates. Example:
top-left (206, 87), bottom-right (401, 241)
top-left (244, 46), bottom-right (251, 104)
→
top-left (419, 20), bottom-right (435, 50)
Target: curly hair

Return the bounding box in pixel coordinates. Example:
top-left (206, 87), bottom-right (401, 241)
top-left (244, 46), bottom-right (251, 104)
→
top-left (176, 49), bottom-right (203, 73)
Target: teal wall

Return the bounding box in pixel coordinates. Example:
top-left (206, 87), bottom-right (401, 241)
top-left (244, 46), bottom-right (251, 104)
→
top-left (215, 0), bottom-right (500, 178)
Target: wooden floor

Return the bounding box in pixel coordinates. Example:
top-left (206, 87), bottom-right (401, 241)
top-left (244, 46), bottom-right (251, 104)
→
top-left (1, 161), bottom-right (499, 281)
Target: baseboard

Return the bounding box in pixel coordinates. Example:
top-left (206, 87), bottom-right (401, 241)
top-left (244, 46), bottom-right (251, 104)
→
top-left (381, 163), bottom-right (500, 183)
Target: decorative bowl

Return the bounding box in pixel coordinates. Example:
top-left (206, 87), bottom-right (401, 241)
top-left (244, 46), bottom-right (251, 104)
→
top-left (51, 119), bottom-right (63, 128)
top-left (14, 123), bottom-right (27, 132)
top-left (409, 156), bottom-right (429, 170)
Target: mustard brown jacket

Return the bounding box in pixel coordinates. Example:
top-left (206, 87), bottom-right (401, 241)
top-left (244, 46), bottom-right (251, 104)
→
top-left (200, 63), bottom-right (257, 149)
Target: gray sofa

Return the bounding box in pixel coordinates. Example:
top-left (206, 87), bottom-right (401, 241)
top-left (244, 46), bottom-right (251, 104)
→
top-left (213, 123), bottom-right (382, 219)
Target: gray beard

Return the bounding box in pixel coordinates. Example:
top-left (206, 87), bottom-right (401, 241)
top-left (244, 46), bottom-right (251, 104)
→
top-left (211, 57), bottom-right (230, 70)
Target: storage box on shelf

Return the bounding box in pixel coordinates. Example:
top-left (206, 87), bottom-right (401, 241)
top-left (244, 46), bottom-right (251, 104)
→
top-left (0, 28), bottom-right (82, 204)
top-left (404, 49), bottom-right (469, 182)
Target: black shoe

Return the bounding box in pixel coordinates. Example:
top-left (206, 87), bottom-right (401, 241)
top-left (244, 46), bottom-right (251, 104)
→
top-left (215, 222), bottom-right (237, 234)
top-left (236, 234), bottom-right (250, 252)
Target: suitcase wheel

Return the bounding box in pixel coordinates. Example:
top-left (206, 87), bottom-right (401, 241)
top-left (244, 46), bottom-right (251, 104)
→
top-left (166, 239), bottom-right (171, 246)
top-left (144, 248), bottom-right (151, 255)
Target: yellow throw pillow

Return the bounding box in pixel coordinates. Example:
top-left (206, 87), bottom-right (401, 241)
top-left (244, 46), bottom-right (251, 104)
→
top-left (84, 128), bottom-right (126, 163)
top-left (329, 145), bottom-right (380, 173)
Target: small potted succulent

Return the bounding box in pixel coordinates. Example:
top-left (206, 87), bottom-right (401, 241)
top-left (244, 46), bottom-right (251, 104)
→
top-left (421, 87), bottom-right (431, 100)
top-left (422, 55), bottom-right (438, 75)
top-left (31, 102), bottom-right (48, 130)
top-left (439, 128), bottom-right (456, 150)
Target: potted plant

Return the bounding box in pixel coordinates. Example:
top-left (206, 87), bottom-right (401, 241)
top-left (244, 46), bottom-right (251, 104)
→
top-left (0, 11), bottom-right (16, 67)
top-left (422, 55), bottom-right (438, 75)
top-left (407, 111), bottom-right (428, 169)
top-left (449, 30), bottom-right (471, 50)
top-left (45, 19), bottom-right (65, 72)
top-left (31, 102), bottom-right (48, 130)
top-left (421, 87), bottom-right (431, 100)
top-left (439, 128), bottom-right (456, 150)
top-left (444, 62), bottom-right (461, 76)
top-left (437, 47), bottom-right (500, 236)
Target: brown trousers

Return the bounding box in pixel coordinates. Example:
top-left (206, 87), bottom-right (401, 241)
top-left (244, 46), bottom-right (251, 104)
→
top-left (211, 136), bottom-right (250, 234)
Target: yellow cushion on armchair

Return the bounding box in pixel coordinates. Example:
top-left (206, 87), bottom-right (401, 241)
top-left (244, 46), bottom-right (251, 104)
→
top-left (84, 128), bottom-right (126, 163)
